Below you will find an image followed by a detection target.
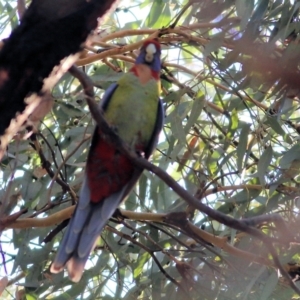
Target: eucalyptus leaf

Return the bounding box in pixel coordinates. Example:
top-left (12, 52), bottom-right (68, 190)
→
top-left (257, 146), bottom-right (273, 185)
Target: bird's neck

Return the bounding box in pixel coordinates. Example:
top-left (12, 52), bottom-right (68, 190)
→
top-left (130, 64), bottom-right (160, 84)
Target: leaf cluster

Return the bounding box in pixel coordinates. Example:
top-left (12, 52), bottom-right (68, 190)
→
top-left (2, 0), bottom-right (300, 299)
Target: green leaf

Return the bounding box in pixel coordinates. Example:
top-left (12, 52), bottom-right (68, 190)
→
top-left (223, 188), bottom-right (261, 203)
top-left (260, 272), bottom-right (278, 300)
top-left (145, 0), bottom-right (166, 28)
top-left (203, 31), bottom-right (225, 57)
top-left (184, 92), bottom-right (204, 133)
top-left (279, 143), bottom-right (300, 168)
top-left (226, 108), bottom-right (238, 139)
top-left (251, 0), bottom-right (269, 22)
top-left (237, 123), bottom-right (250, 171)
top-left (26, 294), bottom-right (37, 300)
top-left (265, 116), bottom-right (293, 144)
top-left (133, 252), bottom-right (151, 279)
top-left (257, 146), bottom-right (273, 185)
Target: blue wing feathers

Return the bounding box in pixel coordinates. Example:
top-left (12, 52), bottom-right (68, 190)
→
top-left (100, 83), bottom-right (118, 110)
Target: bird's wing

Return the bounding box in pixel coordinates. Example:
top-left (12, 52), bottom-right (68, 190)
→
top-left (50, 82), bottom-right (120, 273)
top-left (101, 82), bottom-right (118, 110)
top-left (145, 98), bottom-right (164, 158)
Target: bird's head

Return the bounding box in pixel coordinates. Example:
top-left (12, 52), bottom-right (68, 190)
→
top-left (135, 40), bottom-right (161, 73)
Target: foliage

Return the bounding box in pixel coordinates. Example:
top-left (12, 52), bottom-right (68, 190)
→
top-left (2, 0), bottom-right (300, 299)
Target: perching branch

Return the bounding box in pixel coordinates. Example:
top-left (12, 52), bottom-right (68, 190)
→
top-left (69, 65), bottom-right (300, 294)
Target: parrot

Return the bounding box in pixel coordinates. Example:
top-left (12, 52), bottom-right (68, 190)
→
top-left (50, 39), bottom-right (163, 282)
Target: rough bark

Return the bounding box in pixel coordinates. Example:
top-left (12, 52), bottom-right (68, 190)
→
top-left (0, 0), bottom-right (116, 138)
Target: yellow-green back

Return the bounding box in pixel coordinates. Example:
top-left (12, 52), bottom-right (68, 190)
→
top-left (104, 71), bottom-right (160, 149)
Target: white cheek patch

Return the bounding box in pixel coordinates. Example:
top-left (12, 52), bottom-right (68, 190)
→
top-left (145, 43), bottom-right (157, 62)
